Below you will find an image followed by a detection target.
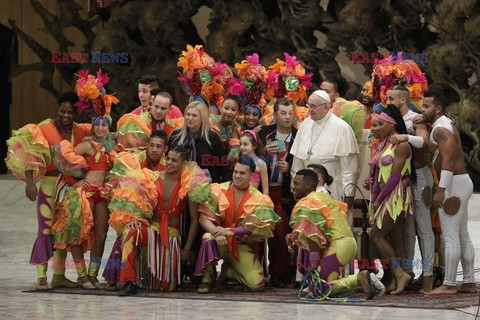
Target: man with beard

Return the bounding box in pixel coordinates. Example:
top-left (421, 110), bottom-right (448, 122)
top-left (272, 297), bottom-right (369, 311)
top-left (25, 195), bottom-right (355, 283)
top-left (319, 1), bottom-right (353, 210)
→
top-left (421, 89), bottom-right (476, 295)
top-left (195, 157), bottom-right (280, 293)
top-left (360, 81), bottom-right (375, 129)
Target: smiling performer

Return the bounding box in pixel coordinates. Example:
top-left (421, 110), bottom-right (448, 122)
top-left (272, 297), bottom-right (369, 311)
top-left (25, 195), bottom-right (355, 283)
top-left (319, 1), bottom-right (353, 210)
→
top-left (117, 146), bottom-right (211, 295)
top-left (194, 157), bottom-right (281, 293)
top-left (210, 94), bottom-right (242, 153)
top-left (51, 70), bottom-right (118, 289)
top-left (101, 130), bottom-right (168, 289)
top-left (5, 91), bottom-right (91, 290)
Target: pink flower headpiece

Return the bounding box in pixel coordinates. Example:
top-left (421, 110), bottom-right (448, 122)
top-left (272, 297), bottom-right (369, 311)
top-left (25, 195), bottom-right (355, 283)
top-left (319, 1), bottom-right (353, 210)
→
top-left (74, 69), bottom-right (119, 118)
top-left (234, 53), bottom-right (268, 108)
top-left (265, 52), bottom-right (313, 104)
top-left (372, 52), bottom-right (428, 113)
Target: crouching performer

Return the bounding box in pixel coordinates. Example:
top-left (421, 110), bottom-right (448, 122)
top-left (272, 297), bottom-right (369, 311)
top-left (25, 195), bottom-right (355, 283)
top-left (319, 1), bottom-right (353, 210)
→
top-left (116, 146), bottom-right (211, 295)
top-left (286, 169), bottom-right (380, 300)
top-left (195, 157), bottom-right (281, 293)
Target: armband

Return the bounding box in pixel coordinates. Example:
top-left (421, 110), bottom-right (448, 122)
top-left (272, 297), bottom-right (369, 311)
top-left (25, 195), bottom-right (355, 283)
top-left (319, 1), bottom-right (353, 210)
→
top-left (438, 170), bottom-right (453, 189)
top-left (407, 135), bottom-right (424, 149)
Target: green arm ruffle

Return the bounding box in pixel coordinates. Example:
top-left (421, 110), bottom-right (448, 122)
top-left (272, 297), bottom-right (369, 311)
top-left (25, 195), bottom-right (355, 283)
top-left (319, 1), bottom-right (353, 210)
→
top-left (289, 206), bottom-right (330, 251)
top-left (198, 193), bottom-right (223, 225)
top-left (237, 204), bottom-right (281, 241)
top-left (5, 124), bottom-right (51, 182)
top-left (188, 182), bottom-right (211, 203)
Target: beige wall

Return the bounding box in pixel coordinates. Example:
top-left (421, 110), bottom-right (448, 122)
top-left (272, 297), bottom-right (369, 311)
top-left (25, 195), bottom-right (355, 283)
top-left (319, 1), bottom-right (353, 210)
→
top-left (0, 0), bottom-right (111, 130)
top-left (2, 0), bottom-right (368, 132)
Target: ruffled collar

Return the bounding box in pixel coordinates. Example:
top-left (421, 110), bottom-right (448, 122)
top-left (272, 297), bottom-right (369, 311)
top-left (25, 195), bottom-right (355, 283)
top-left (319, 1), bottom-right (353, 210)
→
top-left (88, 132), bottom-right (116, 152)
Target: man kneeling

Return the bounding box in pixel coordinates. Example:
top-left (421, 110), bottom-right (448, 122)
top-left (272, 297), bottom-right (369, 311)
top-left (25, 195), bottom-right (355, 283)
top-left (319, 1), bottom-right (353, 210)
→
top-left (287, 169), bottom-right (382, 299)
top-left (195, 157), bottom-right (281, 293)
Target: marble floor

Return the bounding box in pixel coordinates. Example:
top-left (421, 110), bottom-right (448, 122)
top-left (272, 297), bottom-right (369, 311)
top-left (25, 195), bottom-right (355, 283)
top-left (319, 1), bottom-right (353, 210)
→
top-left (1, 174), bottom-right (480, 319)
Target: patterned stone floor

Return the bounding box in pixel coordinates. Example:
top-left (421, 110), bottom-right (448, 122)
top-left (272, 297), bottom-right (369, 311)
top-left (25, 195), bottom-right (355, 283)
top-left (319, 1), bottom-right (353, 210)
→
top-left (1, 175), bottom-right (479, 319)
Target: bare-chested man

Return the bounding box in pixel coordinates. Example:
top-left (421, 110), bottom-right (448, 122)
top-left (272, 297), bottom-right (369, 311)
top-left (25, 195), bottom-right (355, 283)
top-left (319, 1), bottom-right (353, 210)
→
top-left (387, 85), bottom-right (435, 292)
top-left (118, 146), bottom-right (209, 295)
top-left (102, 130), bottom-right (167, 287)
top-left (421, 89), bottom-right (476, 295)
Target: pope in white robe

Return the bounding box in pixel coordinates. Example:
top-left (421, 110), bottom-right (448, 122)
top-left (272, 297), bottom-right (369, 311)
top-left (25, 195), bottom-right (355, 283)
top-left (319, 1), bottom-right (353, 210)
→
top-left (290, 90), bottom-right (359, 203)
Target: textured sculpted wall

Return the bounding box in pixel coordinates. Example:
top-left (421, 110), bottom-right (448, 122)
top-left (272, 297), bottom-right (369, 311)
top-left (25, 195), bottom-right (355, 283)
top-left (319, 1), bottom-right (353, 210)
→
top-left (7, 0), bottom-right (480, 186)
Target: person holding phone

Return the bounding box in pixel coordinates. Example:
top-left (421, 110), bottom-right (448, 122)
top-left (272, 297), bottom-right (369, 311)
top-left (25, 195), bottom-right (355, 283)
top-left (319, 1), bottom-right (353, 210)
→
top-left (258, 97), bottom-right (297, 288)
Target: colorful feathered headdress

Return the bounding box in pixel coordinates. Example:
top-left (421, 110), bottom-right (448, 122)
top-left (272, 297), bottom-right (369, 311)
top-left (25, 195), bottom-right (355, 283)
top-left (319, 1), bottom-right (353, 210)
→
top-left (74, 69), bottom-right (119, 119)
top-left (177, 44), bottom-right (235, 109)
top-left (233, 53), bottom-right (267, 110)
top-left (265, 52), bottom-right (313, 104)
top-left (372, 52), bottom-right (428, 113)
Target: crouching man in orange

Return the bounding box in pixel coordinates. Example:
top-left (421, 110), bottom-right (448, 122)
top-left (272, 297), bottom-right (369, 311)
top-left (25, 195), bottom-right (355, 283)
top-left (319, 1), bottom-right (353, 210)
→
top-left (194, 157), bottom-right (281, 293)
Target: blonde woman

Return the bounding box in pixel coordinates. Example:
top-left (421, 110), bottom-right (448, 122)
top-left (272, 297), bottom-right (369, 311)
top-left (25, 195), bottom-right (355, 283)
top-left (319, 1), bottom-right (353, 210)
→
top-left (169, 101), bottom-right (231, 183)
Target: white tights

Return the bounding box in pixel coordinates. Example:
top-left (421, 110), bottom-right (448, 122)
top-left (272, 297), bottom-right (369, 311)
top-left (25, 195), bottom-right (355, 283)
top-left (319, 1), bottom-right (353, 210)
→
top-left (439, 174), bottom-right (475, 286)
top-left (404, 166), bottom-right (435, 276)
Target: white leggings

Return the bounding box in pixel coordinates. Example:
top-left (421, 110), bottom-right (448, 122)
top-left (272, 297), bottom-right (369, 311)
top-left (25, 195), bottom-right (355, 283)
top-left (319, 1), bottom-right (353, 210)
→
top-left (404, 166), bottom-right (435, 276)
top-left (439, 174), bottom-right (475, 286)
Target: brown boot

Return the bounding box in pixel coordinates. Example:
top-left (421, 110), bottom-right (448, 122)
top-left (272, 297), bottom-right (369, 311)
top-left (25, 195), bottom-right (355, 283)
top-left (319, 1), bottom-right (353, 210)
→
top-left (36, 277), bottom-right (48, 291)
top-left (390, 269), bottom-right (412, 295)
top-left (419, 275), bottom-right (434, 293)
top-left (357, 270), bottom-right (375, 300)
top-left (88, 276), bottom-right (104, 289)
top-left (105, 283), bottom-right (118, 291)
top-left (197, 282), bottom-right (211, 294)
top-left (51, 274), bottom-right (80, 289)
top-left (77, 276), bottom-right (96, 290)
top-left (384, 278), bottom-right (396, 294)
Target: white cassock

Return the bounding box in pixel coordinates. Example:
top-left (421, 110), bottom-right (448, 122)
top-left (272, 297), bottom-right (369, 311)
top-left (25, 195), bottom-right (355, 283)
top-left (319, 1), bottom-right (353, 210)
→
top-left (290, 112), bottom-right (359, 200)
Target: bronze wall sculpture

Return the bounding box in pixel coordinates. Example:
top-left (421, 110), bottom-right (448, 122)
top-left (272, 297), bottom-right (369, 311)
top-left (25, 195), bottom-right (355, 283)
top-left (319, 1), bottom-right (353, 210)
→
top-left (6, 0), bottom-right (480, 188)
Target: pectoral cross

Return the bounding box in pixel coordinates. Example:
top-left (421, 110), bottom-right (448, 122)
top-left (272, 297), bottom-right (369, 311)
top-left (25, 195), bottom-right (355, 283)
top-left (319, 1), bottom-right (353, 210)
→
top-left (307, 148), bottom-right (314, 159)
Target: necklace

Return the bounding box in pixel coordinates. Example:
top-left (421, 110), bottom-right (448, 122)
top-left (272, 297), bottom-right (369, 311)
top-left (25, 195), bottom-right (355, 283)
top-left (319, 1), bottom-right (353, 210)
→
top-left (233, 183), bottom-right (249, 191)
top-left (307, 119), bottom-right (328, 159)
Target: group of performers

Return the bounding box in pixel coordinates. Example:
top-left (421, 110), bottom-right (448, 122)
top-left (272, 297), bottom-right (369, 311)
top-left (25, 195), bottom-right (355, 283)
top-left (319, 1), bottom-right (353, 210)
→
top-left (4, 45), bottom-right (476, 299)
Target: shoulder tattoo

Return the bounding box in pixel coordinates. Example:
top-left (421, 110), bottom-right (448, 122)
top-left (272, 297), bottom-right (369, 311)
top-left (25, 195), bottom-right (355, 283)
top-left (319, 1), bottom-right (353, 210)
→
top-left (435, 128), bottom-right (448, 142)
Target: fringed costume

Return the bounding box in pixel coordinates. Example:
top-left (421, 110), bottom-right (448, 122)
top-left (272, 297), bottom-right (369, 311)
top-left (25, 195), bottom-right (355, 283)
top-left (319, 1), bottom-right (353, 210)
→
top-left (111, 161), bottom-right (210, 291)
top-left (194, 182), bottom-right (281, 291)
top-left (290, 191), bottom-right (361, 295)
top-left (369, 143), bottom-right (413, 229)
